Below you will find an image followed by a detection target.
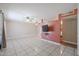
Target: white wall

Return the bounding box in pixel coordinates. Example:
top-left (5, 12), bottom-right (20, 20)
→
top-left (6, 20), bottom-right (38, 40)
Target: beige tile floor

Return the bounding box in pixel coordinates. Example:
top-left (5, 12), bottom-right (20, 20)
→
top-left (0, 37), bottom-right (77, 56)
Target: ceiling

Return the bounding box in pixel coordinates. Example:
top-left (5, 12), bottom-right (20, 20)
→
top-left (0, 3), bottom-right (77, 22)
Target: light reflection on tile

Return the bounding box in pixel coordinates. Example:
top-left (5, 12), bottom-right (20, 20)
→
top-left (0, 37), bottom-right (77, 56)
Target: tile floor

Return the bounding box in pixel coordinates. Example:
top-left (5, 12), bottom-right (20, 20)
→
top-left (0, 37), bottom-right (77, 56)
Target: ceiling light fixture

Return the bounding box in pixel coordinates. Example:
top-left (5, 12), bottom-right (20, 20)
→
top-left (25, 16), bottom-right (37, 23)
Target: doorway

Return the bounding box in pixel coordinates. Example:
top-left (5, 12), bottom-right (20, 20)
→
top-left (59, 9), bottom-right (77, 48)
top-left (62, 15), bottom-right (77, 47)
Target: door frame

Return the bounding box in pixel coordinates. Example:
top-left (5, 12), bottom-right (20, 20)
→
top-left (58, 9), bottom-right (77, 44)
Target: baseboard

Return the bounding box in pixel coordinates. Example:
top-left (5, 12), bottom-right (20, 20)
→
top-left (63, 40), bottom-right (77, 45)
top-left (41, 39), bottom-right (61, 46)
top-left (7, 34), bottom-right (38, 40)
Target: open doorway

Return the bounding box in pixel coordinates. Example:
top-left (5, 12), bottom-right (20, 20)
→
top-left (62, 15), bottom-right (77, 47)
top-left (59, 9), bottom-right (77, 48)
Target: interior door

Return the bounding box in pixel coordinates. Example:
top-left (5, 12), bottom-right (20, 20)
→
top-left (62, 15), bottom-right (77, 45)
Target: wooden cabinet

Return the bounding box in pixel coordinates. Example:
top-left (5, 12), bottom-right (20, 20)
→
top-left (41, 20), bottom-right (60, 43)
